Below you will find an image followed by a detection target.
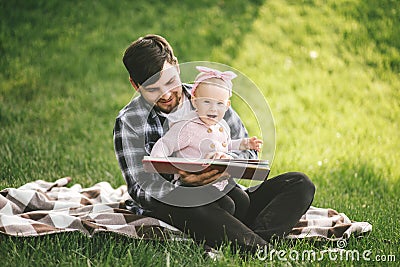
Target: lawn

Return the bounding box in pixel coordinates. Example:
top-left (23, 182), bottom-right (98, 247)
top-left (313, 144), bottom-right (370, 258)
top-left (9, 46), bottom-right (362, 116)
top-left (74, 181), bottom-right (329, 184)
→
top-left (1, 0), bottom-right (399, 266)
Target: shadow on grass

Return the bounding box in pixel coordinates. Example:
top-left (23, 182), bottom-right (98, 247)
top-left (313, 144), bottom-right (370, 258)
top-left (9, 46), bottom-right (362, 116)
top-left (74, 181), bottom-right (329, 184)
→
top-left (0, 0), bottom-right (264, 102)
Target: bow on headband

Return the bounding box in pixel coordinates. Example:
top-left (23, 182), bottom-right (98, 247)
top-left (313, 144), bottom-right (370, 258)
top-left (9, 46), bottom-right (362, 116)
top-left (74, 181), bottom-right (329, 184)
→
top-left (191, 66), bottom-right (237, 97)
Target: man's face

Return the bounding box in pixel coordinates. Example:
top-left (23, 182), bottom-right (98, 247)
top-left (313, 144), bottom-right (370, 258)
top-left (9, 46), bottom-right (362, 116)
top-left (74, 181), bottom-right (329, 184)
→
top-left (139, 62), bottom-right (182, 113)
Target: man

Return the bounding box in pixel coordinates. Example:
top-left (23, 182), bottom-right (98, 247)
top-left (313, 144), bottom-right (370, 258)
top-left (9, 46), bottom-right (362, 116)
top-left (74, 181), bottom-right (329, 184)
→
top-left (114, 34), bottom-right (315, 252)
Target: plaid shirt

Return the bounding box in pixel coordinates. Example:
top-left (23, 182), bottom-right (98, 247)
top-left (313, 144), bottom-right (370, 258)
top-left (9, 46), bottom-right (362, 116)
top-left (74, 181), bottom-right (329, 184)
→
top-left (113, 84), bottom-right (257, 212)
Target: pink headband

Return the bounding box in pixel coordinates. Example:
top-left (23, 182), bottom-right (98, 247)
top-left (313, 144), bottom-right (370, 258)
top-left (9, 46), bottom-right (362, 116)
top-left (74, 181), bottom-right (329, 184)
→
top-left (191, 66), bottom-right (237, 97)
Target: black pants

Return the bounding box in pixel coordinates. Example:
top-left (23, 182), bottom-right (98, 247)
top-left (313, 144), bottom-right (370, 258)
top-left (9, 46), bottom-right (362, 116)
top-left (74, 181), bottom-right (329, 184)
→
top-left (207, 178), bottom-right (250, 221)
top-left (217, 184), bottom-right (250, 221)
top-left (148, 172), bottom-right (315, 252)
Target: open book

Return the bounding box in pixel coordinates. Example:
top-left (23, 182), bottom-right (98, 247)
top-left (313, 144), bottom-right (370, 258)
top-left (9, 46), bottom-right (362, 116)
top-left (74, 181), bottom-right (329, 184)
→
top-left (142, 156), bottom-right (270, 181)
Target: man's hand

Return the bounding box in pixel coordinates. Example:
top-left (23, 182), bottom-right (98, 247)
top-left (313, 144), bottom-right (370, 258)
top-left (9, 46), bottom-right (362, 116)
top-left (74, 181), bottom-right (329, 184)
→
top-left (178, 169), bottom-right (230, 186)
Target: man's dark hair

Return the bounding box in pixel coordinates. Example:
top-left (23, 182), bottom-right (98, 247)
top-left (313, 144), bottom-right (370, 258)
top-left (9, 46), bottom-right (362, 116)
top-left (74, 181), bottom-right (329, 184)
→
top-left (123, 34), bottom-right (177, 87)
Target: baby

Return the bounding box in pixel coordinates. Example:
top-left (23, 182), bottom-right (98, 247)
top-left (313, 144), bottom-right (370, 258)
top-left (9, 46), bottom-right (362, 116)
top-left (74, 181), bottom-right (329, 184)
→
top-left (151, 66), bottom-right (263, 219)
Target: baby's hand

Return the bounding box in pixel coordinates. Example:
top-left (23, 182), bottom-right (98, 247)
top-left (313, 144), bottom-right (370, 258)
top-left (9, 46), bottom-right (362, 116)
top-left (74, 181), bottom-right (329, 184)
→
top-left (205, 151), bottom-right (233, 159)
top-left (240, 136), bottom-right (263, 151)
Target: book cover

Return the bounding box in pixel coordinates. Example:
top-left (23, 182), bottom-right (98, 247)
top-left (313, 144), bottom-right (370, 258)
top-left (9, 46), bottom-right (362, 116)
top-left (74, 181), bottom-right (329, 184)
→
top-left (142, 156), bottom-right (270, 181)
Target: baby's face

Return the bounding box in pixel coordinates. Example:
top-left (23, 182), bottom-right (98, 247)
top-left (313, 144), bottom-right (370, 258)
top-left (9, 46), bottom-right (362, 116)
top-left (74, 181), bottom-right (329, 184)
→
top-left (192, 83), bottom-right (230, 126)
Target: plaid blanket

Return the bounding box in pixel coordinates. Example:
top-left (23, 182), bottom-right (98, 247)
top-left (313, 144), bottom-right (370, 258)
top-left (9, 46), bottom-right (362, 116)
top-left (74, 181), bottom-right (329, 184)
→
top-left (0, 178), bottom-right (372, 241)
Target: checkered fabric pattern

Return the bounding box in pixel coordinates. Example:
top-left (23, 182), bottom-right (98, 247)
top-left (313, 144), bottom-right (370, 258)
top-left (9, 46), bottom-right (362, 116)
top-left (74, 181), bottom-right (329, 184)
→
top-left (287, 206), bottom-right (372, 241)
top-left (0, 177), bottom-right (183, 239)
top-left (0, 178), bottom-right (371, 240)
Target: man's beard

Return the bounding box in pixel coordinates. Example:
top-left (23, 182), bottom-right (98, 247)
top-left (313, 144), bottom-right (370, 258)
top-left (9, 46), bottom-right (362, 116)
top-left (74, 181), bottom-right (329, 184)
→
top-left (156, 92), bottom-right (181, 113)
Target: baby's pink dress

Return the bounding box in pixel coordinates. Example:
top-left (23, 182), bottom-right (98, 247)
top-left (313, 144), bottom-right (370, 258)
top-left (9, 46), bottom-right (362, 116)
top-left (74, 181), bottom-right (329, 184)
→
top-left (151, 111), bottom-right (243, 190)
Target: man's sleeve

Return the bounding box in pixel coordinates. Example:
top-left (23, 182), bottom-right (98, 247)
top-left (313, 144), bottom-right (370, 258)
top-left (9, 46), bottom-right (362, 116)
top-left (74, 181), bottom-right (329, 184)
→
top-left (113, 117), bottom-right (178, 207)
top-left (223, 107), bottom-right (258, 159)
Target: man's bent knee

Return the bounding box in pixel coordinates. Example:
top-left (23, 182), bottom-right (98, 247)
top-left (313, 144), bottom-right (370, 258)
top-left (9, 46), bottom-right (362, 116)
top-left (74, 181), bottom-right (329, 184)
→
top-left (290, 172), bottom-right (316, 201)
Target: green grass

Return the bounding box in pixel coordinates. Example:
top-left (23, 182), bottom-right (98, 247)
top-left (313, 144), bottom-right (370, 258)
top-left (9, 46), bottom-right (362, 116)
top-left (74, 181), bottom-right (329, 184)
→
top-left (1, 0), bottom-right (399, 266)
